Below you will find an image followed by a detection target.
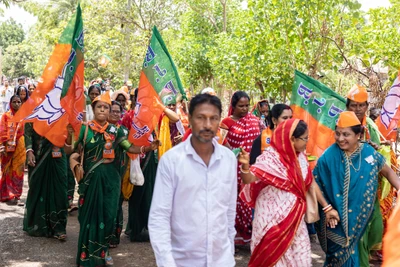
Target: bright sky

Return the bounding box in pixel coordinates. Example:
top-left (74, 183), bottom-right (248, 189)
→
top-left (0, 0), bottom-right (393, 32)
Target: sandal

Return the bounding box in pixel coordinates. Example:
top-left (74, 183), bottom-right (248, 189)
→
top-left (54, 234), bottom-right (67, 241)
top-left (105, 256), bottom-right (114, 266)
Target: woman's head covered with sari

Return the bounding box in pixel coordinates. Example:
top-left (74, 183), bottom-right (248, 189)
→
top-left (251, 99), bottom-right (269, 118)
top-left (270, 119), bottom-right (309, 177)
top-left (9, 95), bottom-right (22, 114)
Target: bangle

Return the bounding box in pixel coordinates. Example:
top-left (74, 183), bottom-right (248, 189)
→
top-left (26, 148), bottom-right (34, 154)
top-left (324, 206), bottom-right (333, 214)
top-left (64, 143), bottom-right (72, 148)
top-left (322, 204), bottom-right (332, 211)
top-left (240, 165), bottom-right (250, 174)
top-left (140, 146), bottom-right (145, 154)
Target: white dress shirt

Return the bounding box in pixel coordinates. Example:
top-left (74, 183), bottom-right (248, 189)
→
top-left (3, 86), bottom-right (13, 103)
top-left (149, 135), bottom-right (237, 267)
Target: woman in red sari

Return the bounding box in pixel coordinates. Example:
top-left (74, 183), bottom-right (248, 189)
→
top-left (220, 90), bottom-right (260, 245)
top-left (238, 119), bottom-right (339, 266)
top-left (0, 95), bottom-right (26, 205)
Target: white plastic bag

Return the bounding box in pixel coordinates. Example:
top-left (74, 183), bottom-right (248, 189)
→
top-left (130, 157), bottom-right (144, 186)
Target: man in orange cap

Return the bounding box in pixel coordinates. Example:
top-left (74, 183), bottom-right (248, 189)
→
top-left (346, 84), bottom-right (381, 146)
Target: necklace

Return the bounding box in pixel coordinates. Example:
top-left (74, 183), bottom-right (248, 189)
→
top-left (344, 146), bottom-right (361, 172)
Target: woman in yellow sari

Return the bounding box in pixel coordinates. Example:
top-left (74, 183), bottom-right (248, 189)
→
top-left (0, 95), bottom-right (26, 205)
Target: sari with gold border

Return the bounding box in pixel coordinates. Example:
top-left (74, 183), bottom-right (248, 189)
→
top-left (314, 143), bottom-right (385, 266)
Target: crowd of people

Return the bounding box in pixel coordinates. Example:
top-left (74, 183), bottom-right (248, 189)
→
top-left (0, 75), bottom-right (399, 267)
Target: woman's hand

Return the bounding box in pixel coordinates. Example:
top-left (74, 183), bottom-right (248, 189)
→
top-left (238, 147), bottom-right (250, 165)
top-left (67, 124), bottom-right (74, 136)
top-left (149, 140), bottom-right (161, 151)
top-left (174, 135), bottom-right (183, 144)
top-left (27, 150), bottom-right (36, 167)
top-left (325, 209), bottom-right (340, 228)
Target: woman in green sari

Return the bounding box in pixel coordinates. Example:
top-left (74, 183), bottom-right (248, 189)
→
top-left (65, 93), bottom-right (159, 266)
top-left (23, 123), bottom-right (68, 240)
top-left (313, 111), bottom-right (400, 266)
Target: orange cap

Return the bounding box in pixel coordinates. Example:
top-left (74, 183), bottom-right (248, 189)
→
top-left (120, 86), bottom-right (129, 93)
top-left (92, 92), bottom-right (111, 105)
top-left (347, 84), bottom-right (368, 103)
top-left (337, 111), bottom-right (361, 128)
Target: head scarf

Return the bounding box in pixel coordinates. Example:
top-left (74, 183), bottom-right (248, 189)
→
top-left (251, 99), bottom-right (269, 117)
top-left (120, 86), bottom-right (129, 94)
top-left (337, 111), bottom-right (361, 128)
top-left (111, 89), bottom-right (129, 102)
top-left (8, 95), bottom-right (21, 114)
top-left (347, 84), bottom-right (368, 103)
top-left (270, 118), bottom-right (309, 193)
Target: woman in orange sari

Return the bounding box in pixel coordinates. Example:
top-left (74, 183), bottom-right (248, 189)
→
top-left (220, 90), bottom-right (260, 245)
top-left (0, 95), bottom-right (26, 205)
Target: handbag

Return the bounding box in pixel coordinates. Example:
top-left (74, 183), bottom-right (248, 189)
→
top-left (69, 125), bottom-right (89, 183)
top-left (305, 184), bottom-right (320, 223)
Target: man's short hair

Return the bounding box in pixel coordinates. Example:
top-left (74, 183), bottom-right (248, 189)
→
top-left (189, 94), bottom-right (222, 116)
top-left (346, 98), bottom-right (368, 109)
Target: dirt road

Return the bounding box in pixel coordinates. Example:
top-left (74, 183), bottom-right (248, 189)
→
top-left (0, 174), bottom-right (328, 266)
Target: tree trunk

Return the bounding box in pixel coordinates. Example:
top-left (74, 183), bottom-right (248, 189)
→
top-left (222, 1), bottom-right (227, 32)
top-left (123, 0), bottom-right (132, 82)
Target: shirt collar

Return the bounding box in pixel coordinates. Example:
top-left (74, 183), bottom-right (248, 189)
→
top-left (184, 134), bottom-right (222, 160)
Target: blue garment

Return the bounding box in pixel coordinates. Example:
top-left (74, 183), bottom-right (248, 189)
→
top-left (313, 143), bottom-right (385, 266)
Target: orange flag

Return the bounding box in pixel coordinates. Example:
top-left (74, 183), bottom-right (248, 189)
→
top-left (383, 202), bottom-right (400, 266)
top-left (12, 5), bottom-right (85, 147)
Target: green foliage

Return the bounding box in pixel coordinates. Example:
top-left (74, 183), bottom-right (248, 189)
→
top-left (4, 0), bottom-right (400, 103)
top-left (2, 40), bottom-right (35, 78)
top-left (0, 18), bottom-right (24, 51)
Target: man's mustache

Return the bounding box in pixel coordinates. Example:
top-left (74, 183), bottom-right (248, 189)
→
top-left (199, 129), bottom-right (215, 135)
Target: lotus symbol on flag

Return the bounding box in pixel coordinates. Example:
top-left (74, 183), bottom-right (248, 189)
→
top-left (25, 76), bottom-right (66, 124)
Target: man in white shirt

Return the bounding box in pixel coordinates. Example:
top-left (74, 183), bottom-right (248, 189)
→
top-left (149, 93), bottom-right (237, 267)
top-left (1, 79), bottom-right (13, 113)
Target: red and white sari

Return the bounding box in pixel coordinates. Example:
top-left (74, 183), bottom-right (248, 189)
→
top-left (221, 113), bottom-right (260, 244)
top-left (240, 119), bottom-right (312, 266)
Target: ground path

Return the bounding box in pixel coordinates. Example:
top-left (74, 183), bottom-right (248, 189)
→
top-left (0, 174), bottom-right (341, 267)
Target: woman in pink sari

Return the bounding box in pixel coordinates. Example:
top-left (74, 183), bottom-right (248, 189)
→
top-left (220, 90), bottom-right (260, 245)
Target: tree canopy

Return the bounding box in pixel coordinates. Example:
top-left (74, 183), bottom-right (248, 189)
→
top-left (1, 0), bottom-right (399, 103)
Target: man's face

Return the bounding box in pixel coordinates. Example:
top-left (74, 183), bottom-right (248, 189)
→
top-left (18, 80), bottom-right (24, 85)
top-left (4, 80), bottom-right (8, 86)
top-left (347, 100), bottom-right (368, 122)
top-left (189, 102), bottom-right (221, 143)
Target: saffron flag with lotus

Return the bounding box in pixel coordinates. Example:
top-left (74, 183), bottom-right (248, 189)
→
top-left (375, 71), bottom-right (400, 140)
top-left (12, 5), bottom-right (85, 147)
top-left (290, 70), bottom-right (346, 161)
top-left (129, 26), bottom-right (186, 147)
